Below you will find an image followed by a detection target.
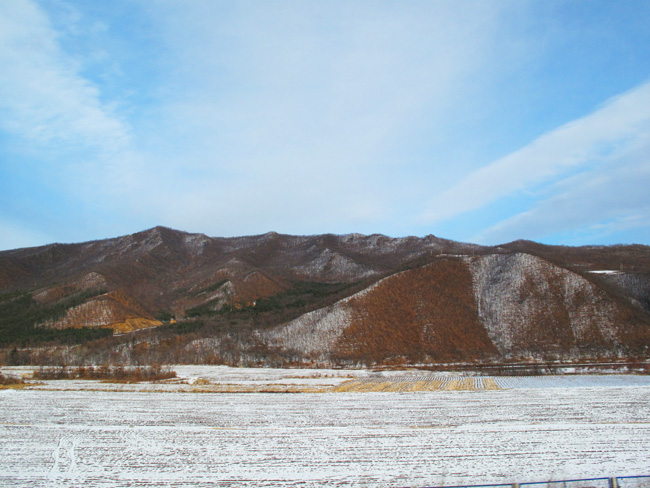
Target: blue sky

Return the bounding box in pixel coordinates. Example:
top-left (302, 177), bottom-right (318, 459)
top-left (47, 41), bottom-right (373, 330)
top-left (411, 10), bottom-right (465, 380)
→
top-left (1, 0), bottom-right (650, 251)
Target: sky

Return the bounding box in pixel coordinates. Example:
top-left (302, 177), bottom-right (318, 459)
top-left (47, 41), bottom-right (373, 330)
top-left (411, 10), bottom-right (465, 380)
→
top-left (1, 0), bottom-right (650, 251)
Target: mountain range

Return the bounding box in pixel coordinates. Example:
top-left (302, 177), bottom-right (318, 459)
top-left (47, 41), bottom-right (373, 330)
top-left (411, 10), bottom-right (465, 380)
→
top-left (1, 226), bottom-right (649, 367)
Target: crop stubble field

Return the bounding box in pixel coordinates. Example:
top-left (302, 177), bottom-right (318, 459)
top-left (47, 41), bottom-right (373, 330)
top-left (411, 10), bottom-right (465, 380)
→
top-left (1, 368), bottom-right (649, 487)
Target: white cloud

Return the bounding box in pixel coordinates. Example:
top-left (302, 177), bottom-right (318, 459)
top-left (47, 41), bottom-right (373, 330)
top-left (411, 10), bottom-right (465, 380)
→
top-left (5, 1), bottom-right (646, 249)
top-left (0, 0), bottom-right (130, 155)
top-left (418, 81), bottom-right (650, 226)
top-left (0, 1), bottom-right (522, 244)
top-left (473, 135), bottom-right (650, 244)
top-left (131, 1), bottom-right (513, 236)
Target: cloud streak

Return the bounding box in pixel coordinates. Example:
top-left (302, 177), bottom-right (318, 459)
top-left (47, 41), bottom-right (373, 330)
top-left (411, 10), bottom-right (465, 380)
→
top-left (474, 137), bottom-right (650, 245)
top-left (419, 81), bottom-right (650, 228)
top-left (0, 0), bottom-right (144, 247)
top-left (128, 1), bottom-right (513, 236)
top-left (0, 1), bottom-right (130, 154)
top-left (1, 1), bottom-right (650, 249)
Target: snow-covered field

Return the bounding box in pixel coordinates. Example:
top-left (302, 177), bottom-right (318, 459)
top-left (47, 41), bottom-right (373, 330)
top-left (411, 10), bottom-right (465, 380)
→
top-left (1, 367), bottom-right (649, 487)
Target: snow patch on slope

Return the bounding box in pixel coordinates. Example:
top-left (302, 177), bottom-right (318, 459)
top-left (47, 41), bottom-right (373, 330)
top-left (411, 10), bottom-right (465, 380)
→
top-left (40, 296), bottom-right (117, 328)
top-left (266, 304), bottom-right (353, 357)
top-left (265, 280), bottom-right (382, 358)
top-left (183, 233), bottom-right (211, 256)
top-left (470, 253), bottom-right (620, 356)
top-left (594, 272), bottom-right (650, 315)
top-left (295, 248), bottom-right (375, 279)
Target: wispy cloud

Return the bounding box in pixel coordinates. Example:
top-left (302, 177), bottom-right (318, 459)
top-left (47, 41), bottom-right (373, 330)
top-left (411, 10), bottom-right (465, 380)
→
top-left (474, 136), bottom-right (650, 245)
top-left (0, 0), bottom-right (146, 243)
top-left (0, 1), bottom-right (130, 153)
top-left (2, 1), bottom-right (649, 249)
top-left (129, 1), bottom-right (512, 236)
top-left (418, 81), bottom-right (650, 230)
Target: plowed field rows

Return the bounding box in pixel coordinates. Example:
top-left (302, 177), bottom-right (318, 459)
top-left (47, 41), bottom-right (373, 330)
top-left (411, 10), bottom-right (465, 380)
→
top-left (1, 373), bottom-right (649, 487)
top-left (332, 375), bottom-right (502, 392)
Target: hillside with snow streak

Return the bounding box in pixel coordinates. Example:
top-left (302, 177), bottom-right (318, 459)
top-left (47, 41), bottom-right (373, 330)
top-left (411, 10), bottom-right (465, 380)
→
top-left (266, 254), bottom-right (650, 364)
top-left (1, 226), bottom-right (649, 366)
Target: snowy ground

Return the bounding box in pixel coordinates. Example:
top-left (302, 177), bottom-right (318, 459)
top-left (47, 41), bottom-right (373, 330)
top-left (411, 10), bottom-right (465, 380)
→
top-left (1, 367), bottom-right (649, 487)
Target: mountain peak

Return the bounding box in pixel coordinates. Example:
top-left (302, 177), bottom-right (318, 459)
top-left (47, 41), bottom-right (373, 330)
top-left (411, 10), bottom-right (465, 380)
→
top-left (2, 226), bottom-right (650, 369)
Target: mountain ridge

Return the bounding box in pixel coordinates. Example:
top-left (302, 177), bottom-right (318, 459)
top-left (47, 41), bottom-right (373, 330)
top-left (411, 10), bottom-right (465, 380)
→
top-left (1, 226), bottom-right (649, 366)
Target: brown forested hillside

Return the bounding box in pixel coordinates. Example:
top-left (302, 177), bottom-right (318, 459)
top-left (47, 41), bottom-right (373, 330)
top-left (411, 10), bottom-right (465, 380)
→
top-left (336, 260), bottom-right (497, 364)
top-left (1, 227), bottom-right (649, 366)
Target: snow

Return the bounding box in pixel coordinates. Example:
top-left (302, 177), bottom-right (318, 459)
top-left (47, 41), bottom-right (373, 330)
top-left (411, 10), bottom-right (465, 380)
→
top-left (265, 303), bottom-right (354, 357)
top-left (174, 365), bottom-right (363, 387)
top-left (1, 368), bottom-right (649, 487)
top-left (295, 247), bottom-right (375, 279)
top-left (470, 253), bottom-right (622, 355)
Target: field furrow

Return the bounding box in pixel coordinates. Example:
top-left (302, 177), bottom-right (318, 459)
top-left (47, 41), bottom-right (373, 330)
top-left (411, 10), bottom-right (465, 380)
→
top-left (1, 369), bottom-right (650, 487)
